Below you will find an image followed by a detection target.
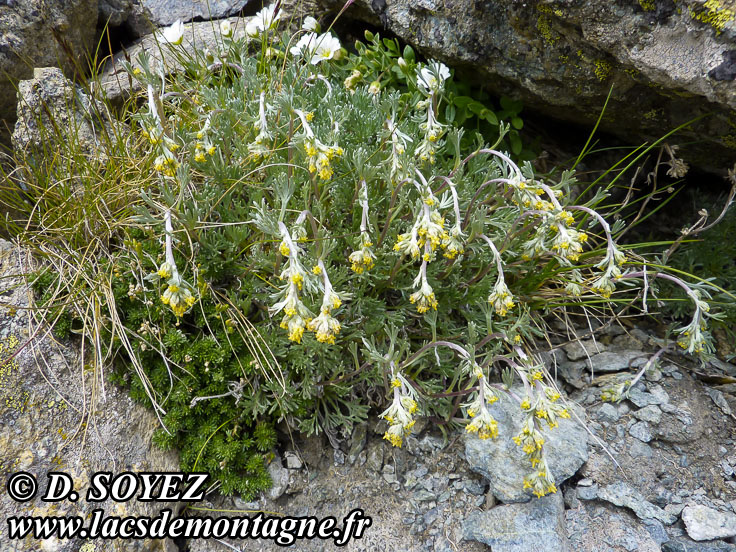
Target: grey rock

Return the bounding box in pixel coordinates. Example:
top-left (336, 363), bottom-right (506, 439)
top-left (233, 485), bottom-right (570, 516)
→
top-left (0, 0), bottom-right (97, 141)
top-left (463, 492), bottom-right (571, 552)
top-left (98, 17), bottom-right (250, 105)
top-left (0, 240), bottom-right (179, 552)
top-left (633, 405), bottom-right (663, 424)
top-left (663, 539), bottom-right (736, 552)
top-left (312, 0), bottom-right (736, 172)
top-left (628, 385), bottom-right (671, 408)
top-left (99, 0), bottom-right (154, 37)
top-left (598, 482), bottom-right (676, 525)
top-left (577, 483), bottom-right (599, 501)
top-left (590, 351), bottom-right (649, 374)
top-left (566, 501), bottom-right (666, 552)
top-left (284, 451), bottom-right (303, 470)
top-left (563, 338), bottom-right (605, 361)
top-left (365, 441), bottom-right (384, 473)
top-left (267, 453), bottom-right (289, 500)
top-left (706, 388), bottom-right (734, 417)
top-left (652, 401), bottom-right (705, 443)
top-left (143, 0), bottom-right (250, 26)
top-left (596, 403), bottom-right (620, 423)
top-left (629, 421), bottom-right (653, 443)
top-left (556, 360), bottom-right (588, 389)
top-left (12, 67), bottom-right (120, 161)
top-left (465, 395), bottom-right (588, 503)
top-left (348, 423), bottom-right (367, 465)
top-left (682, 504), bottom-right (736, 541)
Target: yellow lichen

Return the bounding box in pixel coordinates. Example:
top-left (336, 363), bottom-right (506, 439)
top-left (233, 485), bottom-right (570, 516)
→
top-left (536, 15), bottom-right (558, 45)
top-left (639, 0), bottom-right (656, 11)
top-left (594, 60), bottom-right (612, 81)
top-left (689, 0), bottom-right (735, 33)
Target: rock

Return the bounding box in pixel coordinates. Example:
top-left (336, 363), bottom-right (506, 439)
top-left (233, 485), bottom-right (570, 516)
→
top-left (590, 351), bottom-right (649, 374)
top-left (463, 492), bottom-right (571, 552)
top-left (464, 395), bottom-right (588, 503)
top-left (284, 450), bottom-right (303, 470)
top-left (0, 240), bottom-right (179, 552)
top-left (652, 400), bottom-right (705, 443)
top-left (348, 423), bottom-right (367, 465)
top-left (266, 452), bottom-right (289, 500)
top-left (0, 0), bottom-right (97, 142)
top-left (566, 501), bottom-right (665, 552)
top-left (555, 360), bottom-right (588, 389)
top-left (310, 0), bottom-right (736, 173)
top-left (142, 0), bottom-right (250, 26)
top-left (706, 388), bottom-right (734, 418)
top-left (365, 441), bottom-right (384, 473)
top-left (596, 402), bottom-right (620, 423)
top-left (98, 16), bottom-right (250, 105)
top-left (633, 405), bottom-right (663, 424)
top-left (598, 482), bottom-right (676, 525)
top-left (663, 538), bottom-right (736, 552)
top-left (563, 338), bottom-right (605, 361)
top-left (628, 384), bottom-right (671, 408)
top-left (99, 0), bottom-right (154, 38)
top-left (682, 504), bottom-right (736, 541)
top-left (12, 67), bottom-right (119, 160)
top-left (629, 421), bottom-right (653, 443)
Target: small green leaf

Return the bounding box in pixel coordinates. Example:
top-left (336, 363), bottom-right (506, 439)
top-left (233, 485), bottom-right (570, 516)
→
top-left (512, 117), bottom-right (524, 130)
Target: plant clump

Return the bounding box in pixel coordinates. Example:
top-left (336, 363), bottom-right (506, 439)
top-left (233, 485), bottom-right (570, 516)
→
top-left (6, 6), bottom-right (728, 500)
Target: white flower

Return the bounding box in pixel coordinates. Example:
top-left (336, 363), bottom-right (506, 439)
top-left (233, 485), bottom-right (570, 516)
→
top-left (246, 3), bottom-right (281, 37)
top-left (417, 61), bottom-right (450, 92)
top-left (302, 16), bottom-right (319, 32)
top-left (220, 20), bottom-right (233, 38)
top-left (309, 33), bottom-right (341, 64)
top-left (160, 20), bottom-right (185, 45)
top-left (290, 32), bottom-right (317, 56)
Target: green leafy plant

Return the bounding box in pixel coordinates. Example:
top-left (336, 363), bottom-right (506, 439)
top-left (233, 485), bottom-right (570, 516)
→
top-left (2, 6), bottom-right (729, 500)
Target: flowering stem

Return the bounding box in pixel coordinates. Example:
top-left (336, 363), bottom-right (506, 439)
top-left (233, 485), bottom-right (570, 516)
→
top-left (164, 210), bottom-right (179, 280)
top-left (450, 148), bottom-right (522, 180)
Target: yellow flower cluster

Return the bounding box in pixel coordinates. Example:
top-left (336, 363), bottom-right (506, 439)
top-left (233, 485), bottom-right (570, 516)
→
top-left (160, 280), bottom-right (197, 317)
top-left (304, 137), bottom-right (343, 180)
top-left (488, 278), bottom-right (515, 317)
top-left (464, 368), bottom-right (500, 440)
top-left (381, 373), bottom-right (419, 448)
top-left (307, 261), bottom-right (343, 344)
top-left (349, 237), bottom-right (376, 273)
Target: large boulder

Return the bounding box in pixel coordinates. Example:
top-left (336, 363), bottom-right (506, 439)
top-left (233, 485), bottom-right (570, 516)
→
top-left (141, 0), bottom-right (250, 26)
top-left (12, 67), bottom-right (118, 161)
top-left (0, 240), bottom-right (180, 551)
top-left (310, 0), bottom-right (736, 173)
top-left (98, 16), bottom-right (249, 105)
top-left (0, 0), bottom-right (98, 143)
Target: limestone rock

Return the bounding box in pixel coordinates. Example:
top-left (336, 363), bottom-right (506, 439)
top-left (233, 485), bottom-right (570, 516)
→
top-left (0, 0), bottom-right (97, 142)
top-left (464, 394), bottom-right (588, 503)
top-left (308, 0), bottom-right (736, 173)
top-left (0, 240), bottom-right (179, 552)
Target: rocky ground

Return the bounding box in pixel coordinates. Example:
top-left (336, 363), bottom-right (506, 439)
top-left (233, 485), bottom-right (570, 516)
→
top-left (182, 322), bottom-right (736, 552)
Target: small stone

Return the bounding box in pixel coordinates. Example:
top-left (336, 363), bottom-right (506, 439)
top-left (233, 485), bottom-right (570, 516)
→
top-left (598, 482), bottom-right (676, 525)
top-left (284, 451), bottom-right (303, 470)
top-left (564, 339), bottom-right (605, 361)
top-left (596, 403), bottom-right (619, 423)
top-left (333, 449), bottom-right (345, 466)
top-left (682, 504), bottom-right (736, 541)
top-left (633, 405), bottom-right (662, 424)
top-left (629, 421), bottom-right (653, 443)
top-left (577, 483), bottom-right (599, 501)
top-left (365, 443), bottom-right (384, 473)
